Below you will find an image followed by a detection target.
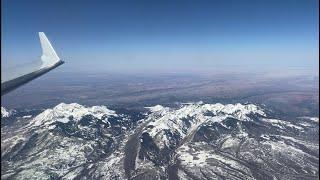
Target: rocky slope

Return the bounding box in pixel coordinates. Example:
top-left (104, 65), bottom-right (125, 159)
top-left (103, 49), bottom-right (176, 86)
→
top-left (131, 102), bottom-right (319, 179)
top-left (1, 102), bottom-right (319, 180)
top-left (1, 103), bottom-right (142, 179)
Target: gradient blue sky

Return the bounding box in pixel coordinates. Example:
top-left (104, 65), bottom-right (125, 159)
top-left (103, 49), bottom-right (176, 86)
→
top-left (2, 0), bottom-right (319, 74)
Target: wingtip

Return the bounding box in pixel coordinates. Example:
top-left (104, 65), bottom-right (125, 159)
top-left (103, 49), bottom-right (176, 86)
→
top-left (38, 32), bottom-right (45, 37)
top-left (39, 32), bottom-right (60, 67)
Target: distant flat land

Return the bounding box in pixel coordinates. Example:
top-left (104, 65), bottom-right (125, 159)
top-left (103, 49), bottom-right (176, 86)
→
top-left (2, 72), bottom-right (318, 117)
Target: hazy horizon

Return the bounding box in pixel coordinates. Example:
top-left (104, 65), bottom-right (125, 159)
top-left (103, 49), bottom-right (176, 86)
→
top-left (2, 0), bottom-right (319, 74)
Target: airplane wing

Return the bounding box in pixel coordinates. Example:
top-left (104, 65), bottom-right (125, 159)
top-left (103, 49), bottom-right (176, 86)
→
top-left (1, 32), bottom-right (64, 96)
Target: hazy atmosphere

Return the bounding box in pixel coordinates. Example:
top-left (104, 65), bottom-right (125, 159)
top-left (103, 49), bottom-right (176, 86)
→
top-left (2, 0), bottom-right (319, 74)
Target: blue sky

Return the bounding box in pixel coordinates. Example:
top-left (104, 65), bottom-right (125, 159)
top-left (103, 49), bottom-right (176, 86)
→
top-left (2, 0), bottom-right (319, 74)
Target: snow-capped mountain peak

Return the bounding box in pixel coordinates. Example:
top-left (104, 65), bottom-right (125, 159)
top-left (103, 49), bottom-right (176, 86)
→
top-left (146, 105), bottom-right (167, 112)
top-left (142, 103), bottom-right (266, 150)
top-left (1, 101), bottom-right (318, 179)
top-left (29, 103), bottom-right (117, 126)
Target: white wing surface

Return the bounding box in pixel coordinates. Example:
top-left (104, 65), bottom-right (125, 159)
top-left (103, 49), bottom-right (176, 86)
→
top-left (1, 32), bottom-right (64, 95)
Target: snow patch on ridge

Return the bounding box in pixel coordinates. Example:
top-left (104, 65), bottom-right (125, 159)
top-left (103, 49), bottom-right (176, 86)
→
top-left (298, 117), bottom-right (319, 123)
top-left (1, 107), bottom-right (11, 118)
top-left (177, 142), bottom-right (254, 178)
top-left (261, 118), bottom-right (304, 130)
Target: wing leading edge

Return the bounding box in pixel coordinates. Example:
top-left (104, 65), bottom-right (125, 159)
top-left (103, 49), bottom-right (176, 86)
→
top-left (1, 32), bottom-right (64, 96)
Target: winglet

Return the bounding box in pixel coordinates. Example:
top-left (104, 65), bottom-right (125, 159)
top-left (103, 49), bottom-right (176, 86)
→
top-left (39, 32), bottom-right (60, 67)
